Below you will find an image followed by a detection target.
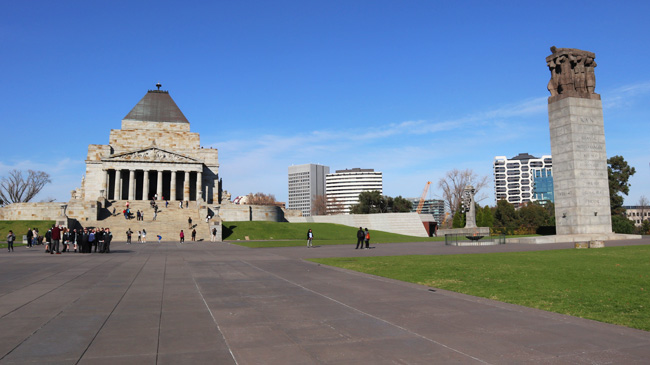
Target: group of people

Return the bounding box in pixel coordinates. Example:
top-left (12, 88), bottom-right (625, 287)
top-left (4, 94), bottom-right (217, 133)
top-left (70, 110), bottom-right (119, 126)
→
top-left (356, 227), bottom-right (370, 249)
top-left (16, 225), bottom-right (113, 254)
top-left (179, 229), bottom-right (197, 243)
top-left (125, 228), bottom-right (147, 243)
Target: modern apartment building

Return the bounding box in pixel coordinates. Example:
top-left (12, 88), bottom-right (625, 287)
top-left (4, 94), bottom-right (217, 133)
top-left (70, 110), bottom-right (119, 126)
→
top-left (288, 164), bottom-right (329, 216)
top-left (494, 153), bottom-right (553, 206)
top-left (408, 198), bottom-right (445, 222)
top-left (326, 168), bottom-right (383, 214)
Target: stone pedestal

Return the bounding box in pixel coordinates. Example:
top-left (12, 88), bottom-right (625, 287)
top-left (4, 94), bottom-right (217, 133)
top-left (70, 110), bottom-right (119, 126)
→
top-left (549, 97), bottom-right (612, 235)
top-left (210, 221), bottom-right (223, 242)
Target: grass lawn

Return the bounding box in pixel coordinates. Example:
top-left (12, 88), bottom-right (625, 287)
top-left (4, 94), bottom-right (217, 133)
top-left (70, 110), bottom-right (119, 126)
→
top-left (309, 245), bottom-right (650, 331)
top-left (223, 221), bottom-right (446, 248)
top-left (0, 220), bottom-right (55, 248)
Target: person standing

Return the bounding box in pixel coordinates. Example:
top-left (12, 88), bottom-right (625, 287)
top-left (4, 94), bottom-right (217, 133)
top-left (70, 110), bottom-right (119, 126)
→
top-left (45, 227), bottom-right (52, 253)
top-left (137, 230), bottom-right (141, 243)
top-left (355, 227), bottom-right (364, 249)
top-left (61, 228), bottom-right (69, 253)
top-left (141, 229), bottom-right (147, 243)
top-left (364, 228), bottom-right (370, 249)
top-left (307, 229), bottom-right (313, 248)
top-left (126, 228), bottom-right (132, 244)
top-left (191, 229), bottom-right (196, 241)
top-left (97, 228), bottom-right (105, 253)
top-left (211, 227), bottom-right (217, 242)
top-left (89, 229), bottom-right (96, 252)
top-left (179, 201), bottom-right (183, 209)
top-left (103, 228), bottom-right (113, 253)
top-left (26, 228), bottom-right (33, 248)
top-left (80, 228), bottom-right (89, 253)
top-left (7, 230), bottom-right (15, 252)
top-left (188, 217), bottom-right (192, 229)
top-left (50, 224), bottom-right (61, 254)
top-left (179, 230), bottom-right (185, 243)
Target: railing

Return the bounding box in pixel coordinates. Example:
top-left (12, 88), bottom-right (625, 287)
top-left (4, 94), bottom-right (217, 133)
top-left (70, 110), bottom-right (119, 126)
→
top-left (444, 234), bottom-right (506, 246)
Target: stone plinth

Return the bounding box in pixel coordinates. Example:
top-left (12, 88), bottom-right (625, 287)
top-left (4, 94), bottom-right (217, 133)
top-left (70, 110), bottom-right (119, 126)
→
top-left (549, 97), bottom-right (612, 235)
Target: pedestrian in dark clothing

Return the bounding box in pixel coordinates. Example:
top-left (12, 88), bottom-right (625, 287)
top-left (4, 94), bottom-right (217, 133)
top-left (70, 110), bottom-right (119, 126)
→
top-left (7, 230), bottom-right (15, 252)
top-left (103, 228), bottom-right (113, 253)
top-left (191, 229), bottom-right (196, 241)
top-left (26, 229), bottom-right (33, 248)
top-left (97, 229), bottom-right (105, 253)
top-left (126, 229), bottom-right (132, 244)
top-left (45, 228), bottom-right (52, 253)
top-left (188, 217), bottom-right (192, 229)
top-left (356, 227), bottom-right (364, 249)
top-left (80, 229), bottom-right (90, 253)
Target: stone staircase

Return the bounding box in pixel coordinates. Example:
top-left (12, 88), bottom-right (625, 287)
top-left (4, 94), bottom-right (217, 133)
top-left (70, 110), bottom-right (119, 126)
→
top-left (86, 200), bottom-right (212, 242)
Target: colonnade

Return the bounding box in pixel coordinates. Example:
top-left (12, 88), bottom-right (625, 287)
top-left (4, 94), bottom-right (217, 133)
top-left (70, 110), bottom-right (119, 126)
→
top-left (101, 168), bottom-right (203, 202)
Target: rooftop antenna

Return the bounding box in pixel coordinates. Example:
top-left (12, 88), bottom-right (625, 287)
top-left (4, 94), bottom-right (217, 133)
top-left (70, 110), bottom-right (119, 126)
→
top-left (156, 82), bottom-right (162, 90)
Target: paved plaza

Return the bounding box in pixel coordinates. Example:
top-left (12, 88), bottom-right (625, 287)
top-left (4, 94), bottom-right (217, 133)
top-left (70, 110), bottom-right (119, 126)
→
top-left (1, 239), bottom-right (650, 364)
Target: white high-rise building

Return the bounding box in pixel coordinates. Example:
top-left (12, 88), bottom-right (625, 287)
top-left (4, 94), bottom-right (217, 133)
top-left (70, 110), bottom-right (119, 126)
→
top-left (494, 153), bottom-right (553, 207)
top-left (326, 168), bottom-right (383, 214)
top-left (288, 164), bottom-right (329, 216)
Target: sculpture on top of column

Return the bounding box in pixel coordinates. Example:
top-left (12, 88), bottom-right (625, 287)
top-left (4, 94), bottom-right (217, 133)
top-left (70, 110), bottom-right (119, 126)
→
top-left (546, 46), bottom-right (600, 103)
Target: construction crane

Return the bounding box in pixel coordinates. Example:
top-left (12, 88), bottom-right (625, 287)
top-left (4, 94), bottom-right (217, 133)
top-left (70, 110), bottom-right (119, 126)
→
top-left (416, 181), bottom-right (431, 214)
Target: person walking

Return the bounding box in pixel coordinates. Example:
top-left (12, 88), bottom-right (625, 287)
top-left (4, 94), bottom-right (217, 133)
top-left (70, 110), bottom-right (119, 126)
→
top-left (364, 228), bottom-right (370, 249)
top-left (188, 217), bottom-right (192, 229)
top-left (307, 229), bottom-right (313, 248)
top-left (355, 227), bottom-right (364, 249)
top-left (191, 229), bottom-right (196, 241)
top-left (126, 228), bottom-right (132, 244)
top-left (179, 230), bottom-right (185, 243)
top-left (153, 209), bottom-right (157, 221)
top-left (26, 228), bottom-right (33, 248)
top-left (7, 230), bottom-right (15, 252)
top-left (103, 228), bottom-right (113, 253)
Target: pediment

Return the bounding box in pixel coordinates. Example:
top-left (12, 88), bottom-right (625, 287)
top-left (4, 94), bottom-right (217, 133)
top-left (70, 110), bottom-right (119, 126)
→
top-left (103, 148), bottom-right (199, 164)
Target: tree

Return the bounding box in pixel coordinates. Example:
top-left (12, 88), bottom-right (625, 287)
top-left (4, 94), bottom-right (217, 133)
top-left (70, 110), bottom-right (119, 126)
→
top-left (350, 191), bottom-right (387, 214)
top-left (452, 209), bottom-right (465, 228)
top-left (0, 169), bottom-right (52, 205)
top-left (638, 195), bottom-right (649, 226)
top-left (390, 196), bottom-right (413, 212)
top-left (611, 214), bottom-right (636, 234)
top-left (438, 169), bottom-right (488, 220)
top-left (326, 196), bottom-right (345, 215)
top-left (311, 195), bottom-right (328, 215)
top-left (608, 155), bottom-right (636, 216)
top-left (518, 201), bottom-right (552, 233)
top-left (493, 199), bottom-right (518, 234)
top-left (245, 192), bottom-right (278, 205)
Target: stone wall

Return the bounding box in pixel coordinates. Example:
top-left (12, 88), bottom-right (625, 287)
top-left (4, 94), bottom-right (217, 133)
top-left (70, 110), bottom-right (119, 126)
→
top-left (287, 213), bottom-right (429, 237)
top-left (218, 204), bottom-right (286, 222)
top-left (0, 201), bottom-right (98, 222)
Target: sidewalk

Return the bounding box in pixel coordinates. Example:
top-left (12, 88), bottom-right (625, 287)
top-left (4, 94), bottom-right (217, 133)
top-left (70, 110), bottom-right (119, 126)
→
top-left (0, 239), bottom-right (649, 364)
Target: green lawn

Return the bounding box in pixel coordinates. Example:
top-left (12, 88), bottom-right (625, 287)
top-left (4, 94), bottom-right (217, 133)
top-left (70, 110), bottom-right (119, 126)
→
top-left (0, 220), bottom-right (55, 248)
top-left (223, 221), bottom-right (446, 248)
top-left (310, 245), bottom-right (650, 331)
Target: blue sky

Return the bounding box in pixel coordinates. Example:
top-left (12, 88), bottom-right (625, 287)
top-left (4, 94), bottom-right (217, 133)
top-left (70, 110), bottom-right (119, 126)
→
top-left (2, 1), bottom-right (649, 206)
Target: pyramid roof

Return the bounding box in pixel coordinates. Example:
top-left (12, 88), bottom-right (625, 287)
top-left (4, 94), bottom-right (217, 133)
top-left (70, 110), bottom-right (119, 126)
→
top-left (123, 89), bottom-right (188, 123)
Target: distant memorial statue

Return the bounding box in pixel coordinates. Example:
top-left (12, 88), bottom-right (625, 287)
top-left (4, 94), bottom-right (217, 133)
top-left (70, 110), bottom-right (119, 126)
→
top-left (461, 185), bottom-right (477, 229)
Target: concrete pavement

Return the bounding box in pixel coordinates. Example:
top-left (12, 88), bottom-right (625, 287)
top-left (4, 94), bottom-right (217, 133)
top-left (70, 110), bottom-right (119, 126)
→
top-left (1, 239), bottom-right (649, 364)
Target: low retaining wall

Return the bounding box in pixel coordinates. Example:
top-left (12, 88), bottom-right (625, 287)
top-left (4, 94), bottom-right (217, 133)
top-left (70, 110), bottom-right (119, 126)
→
top-left (218, 204), bottom-right (286, 222)
top-left (287, 212), bottom-right (429, 237)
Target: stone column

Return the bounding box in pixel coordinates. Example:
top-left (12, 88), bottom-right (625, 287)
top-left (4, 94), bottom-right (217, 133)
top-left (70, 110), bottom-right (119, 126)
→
top-left (101, 170), bottom-right (108, 198)
top-left (128, 170), bottom-right (135, 201)
top-left (157, 171), bottom-right (163, 199)
top-left (170, 171), bottom-right (177, 201)
top-left (196, 171), bottom-right (203, 201)
top-left (114, 170), bottom-right (122, 200)
top-left (183, 171), bottom-right (190, 202)
top-left (143, 170), bottom-right (149, 201)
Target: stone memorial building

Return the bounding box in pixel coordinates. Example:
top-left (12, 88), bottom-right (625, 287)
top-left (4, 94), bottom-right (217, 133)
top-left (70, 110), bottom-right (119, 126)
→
top-left (79, 84), bottom-right (220, 205)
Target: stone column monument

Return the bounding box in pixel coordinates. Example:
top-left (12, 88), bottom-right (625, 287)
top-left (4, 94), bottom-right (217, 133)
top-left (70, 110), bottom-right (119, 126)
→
top-left (546, 47), bottom-right (612, 235)
top-left (462, 185), bottom-right (477, 229)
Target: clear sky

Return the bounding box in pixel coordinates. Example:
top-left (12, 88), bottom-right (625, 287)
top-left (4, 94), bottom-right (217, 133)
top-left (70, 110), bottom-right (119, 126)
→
top-left (2, 1), bottom-right (649, 207)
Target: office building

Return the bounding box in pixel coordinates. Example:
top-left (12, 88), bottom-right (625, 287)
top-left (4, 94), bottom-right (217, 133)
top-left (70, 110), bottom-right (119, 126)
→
top-left (494, 153), bottom-right (553, 207)
top-left (326, 168), bottom-right (383, 214)
top-left (288, 164), bottom-right (329, 216)
top-left (408, 198), bottom-right (445, 222)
